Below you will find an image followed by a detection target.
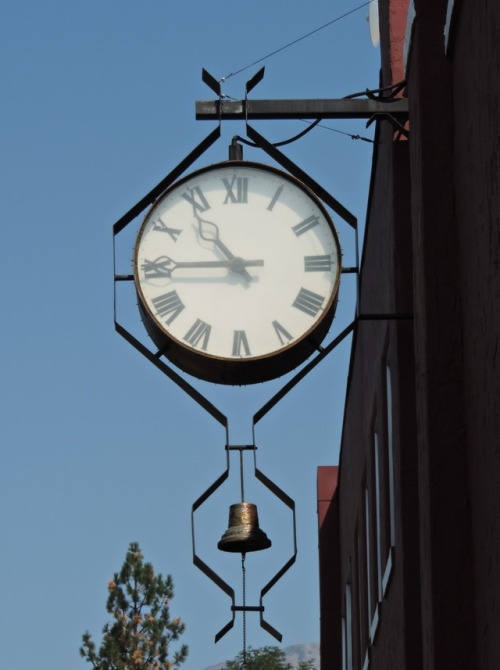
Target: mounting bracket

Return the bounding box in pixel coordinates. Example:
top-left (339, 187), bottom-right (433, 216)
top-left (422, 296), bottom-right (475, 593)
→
top-left (196, 68), bottom-right (408, 125)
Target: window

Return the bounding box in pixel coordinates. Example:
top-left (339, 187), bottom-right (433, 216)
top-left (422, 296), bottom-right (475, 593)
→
top-left (403, 0), bottom-right (416, 70)
top-left (444, 0), bottom-right (461, 54)
top-left (367, 436), bottom-right (381, 641)
top-left (373, 433), bottom-right (383, 597)
top-left (342, 582), bottom-right (353, 670)
top-left (354, 529), bottom-right (369, 668)
top-left (381, 364), bottom-right (396, 593)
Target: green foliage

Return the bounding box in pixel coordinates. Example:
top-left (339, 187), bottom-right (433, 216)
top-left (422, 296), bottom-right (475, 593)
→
top-left (80, 542), bottom-right (188, 670)
top-left (224, 646), bottom-right (292, 670)
top-left (224, 646), bottom-right (317, 670)
top-left (297, 661), bottom-right (316, 670)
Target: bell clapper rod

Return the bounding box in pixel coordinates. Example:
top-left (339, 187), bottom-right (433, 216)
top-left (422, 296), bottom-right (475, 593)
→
top-left (237, 443), bottom-right (247, 664)
top-left (242, 553), bottom-right (247, 668)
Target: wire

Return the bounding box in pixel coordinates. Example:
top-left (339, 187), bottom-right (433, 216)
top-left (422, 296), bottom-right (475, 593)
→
top-left (233, 118), bottom-right (373, 150)
top-left (215, 1), bottom-right (381, 147)
top-left (220, 0), bottom-right (375, 82)
top-left (233, 118), bottom-right (321, 149)
top-left (300, 120), bottom-right (375, 143)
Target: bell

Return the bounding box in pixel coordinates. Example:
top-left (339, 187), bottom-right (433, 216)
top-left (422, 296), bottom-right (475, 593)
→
top-left (218, 502), bottom-right (272, 553)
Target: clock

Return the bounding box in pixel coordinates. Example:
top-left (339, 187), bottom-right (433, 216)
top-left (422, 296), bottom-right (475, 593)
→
top-left (134, 161), bottom-right (341, 385)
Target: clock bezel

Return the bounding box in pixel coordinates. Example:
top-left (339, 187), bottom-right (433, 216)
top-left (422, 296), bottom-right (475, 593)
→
top-left (133, 160), bottom-right (341, 385)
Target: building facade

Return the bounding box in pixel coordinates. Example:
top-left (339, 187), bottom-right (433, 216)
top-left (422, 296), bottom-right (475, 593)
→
top-left (318, 1), bottom-right (500, 668)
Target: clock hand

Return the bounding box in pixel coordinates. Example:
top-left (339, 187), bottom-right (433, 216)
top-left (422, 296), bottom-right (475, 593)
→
top-left (142, 256), bottom-right (263, 279)
top-left (193, 211), bottom-right (254, 282)
top-left (177, 258), bottom-right (263, 270)
top-left (142, 256), bottom-right (175, 278)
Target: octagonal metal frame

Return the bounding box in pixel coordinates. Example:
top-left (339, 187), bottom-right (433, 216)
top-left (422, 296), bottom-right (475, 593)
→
top-left (191, 443), bottom-right (296, 642)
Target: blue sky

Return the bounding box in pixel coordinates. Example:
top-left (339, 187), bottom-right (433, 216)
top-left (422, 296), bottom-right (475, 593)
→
top-left (0, 1), bottom-right (379, 668)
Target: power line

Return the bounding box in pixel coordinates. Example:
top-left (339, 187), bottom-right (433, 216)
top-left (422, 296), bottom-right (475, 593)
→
top-left (220, 0), bottom-right (374, 82)
top-left (301, 120), bottom-right (375, 143)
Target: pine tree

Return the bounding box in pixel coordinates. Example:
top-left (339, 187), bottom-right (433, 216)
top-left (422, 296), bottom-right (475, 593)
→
top-left (297, 661), bottom-right (316, 670)
top-left (80, 542), bottom-right (188, 670)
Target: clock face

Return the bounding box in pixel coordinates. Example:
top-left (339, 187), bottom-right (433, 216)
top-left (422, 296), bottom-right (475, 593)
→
top-left (134, 161), bottom-right (341, 384)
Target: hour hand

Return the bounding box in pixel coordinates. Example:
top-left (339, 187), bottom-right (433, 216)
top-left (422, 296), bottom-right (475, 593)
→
top-left (196, 215), bottom-right (253, 282)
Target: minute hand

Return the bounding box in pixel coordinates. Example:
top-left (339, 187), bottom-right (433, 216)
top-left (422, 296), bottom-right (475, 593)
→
top-left (142, 256), bottom-right (263, 279)
top-left (174, 259), bottom-right (264, 270)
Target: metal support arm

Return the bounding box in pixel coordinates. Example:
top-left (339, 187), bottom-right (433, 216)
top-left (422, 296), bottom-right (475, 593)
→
top-left (195, 97), bottom-right (408, 121)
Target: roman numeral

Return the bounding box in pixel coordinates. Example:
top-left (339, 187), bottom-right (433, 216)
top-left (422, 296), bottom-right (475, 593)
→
top-left (152, 219), bottom-right (182, 242)
top-left (222, 177), bottom-right (248, 204)
top-left (292, 215), bottom-right (320, 237)
top-left (184, 319), bottom-right (211, 350)
top-left (232, 330), bottom-right (251, 356)
top-left (292, 288), bottom-right (325, 317)
top-left (267, 185), bottom-right (284, 211)
top-left (151, 291), bottom-right (185, 325)
top-left (181, 185), bottom-right (210, 213)
top-left (142, 257), bottom-right (173, 279)
top-left (304, 254), bottom-right (333, 272)
top-left (272, 320), bottom-right (293, 346)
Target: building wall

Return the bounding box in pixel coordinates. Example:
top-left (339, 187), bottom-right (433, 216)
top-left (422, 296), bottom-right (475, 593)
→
top-left (324, 0), bottom-right (500, 669)
top-left (406, 3), bottom-right (475, 668)
top-left (449, 3), bottom-right (500, 664)
top-left (335, 117), bottom-right (420, 670)
top-left (407, 0), bottom-right (500, 667)
top-left (317, 467), bottom-right (340, 669)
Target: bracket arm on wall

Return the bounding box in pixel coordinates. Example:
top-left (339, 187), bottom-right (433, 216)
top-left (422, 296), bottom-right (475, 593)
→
top-left (196, 97), bottom-right (408, 121)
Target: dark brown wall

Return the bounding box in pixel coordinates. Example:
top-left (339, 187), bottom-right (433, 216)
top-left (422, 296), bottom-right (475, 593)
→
top-left (407, 2), bottom-right (476, 668)
top-left (338, 114), bottom-right (420, 670)
top-left (447, 1), bottom-right (500, 667)
top-left (329, 1), bottom-right (500, 669)
top-left (407, 1), bottom-right (500, 668)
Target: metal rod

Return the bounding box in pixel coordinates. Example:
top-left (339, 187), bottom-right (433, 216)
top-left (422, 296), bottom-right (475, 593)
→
top-left (246, 123), bottom-right (357, 229)
top-left (196, 97), bottom-right (409, 121)
top-left (242, 555), bottom-right (247, 667)
top-left (225, 444), bottom-right (257, 451)
top-left (229, 137), bottom-right (243, 160)
top-left (239, 450), bottom-right (245, 502)
top-left (358, 313), bottom-right (413, 320)
top-left (253, 320), bottom-right (356, 425)
top-left (113, 125), bottom-right (221, 235)
top-left (114, 322), bottom-right (228, 428)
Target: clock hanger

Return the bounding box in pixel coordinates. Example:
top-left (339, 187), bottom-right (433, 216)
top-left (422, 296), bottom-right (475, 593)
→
top-left (113, 67), bottom-right (359, 416)
top-left (112, 66), bottom-right (410, 652)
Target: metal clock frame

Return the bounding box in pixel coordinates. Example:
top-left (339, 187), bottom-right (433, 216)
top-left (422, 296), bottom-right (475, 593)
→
top-left (112, 67), bottom-right (390, 644)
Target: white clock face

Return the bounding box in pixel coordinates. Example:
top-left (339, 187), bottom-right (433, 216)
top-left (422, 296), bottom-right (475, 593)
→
top-left (134, 162), bottom-right (341, 380)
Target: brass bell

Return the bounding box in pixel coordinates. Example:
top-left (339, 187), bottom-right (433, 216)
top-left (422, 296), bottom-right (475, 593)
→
top-left (218, 502), bottom-right (272, 553)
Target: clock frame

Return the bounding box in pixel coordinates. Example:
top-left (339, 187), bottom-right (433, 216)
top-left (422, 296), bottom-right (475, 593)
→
top-left (133, 160), bottom-right (341, 385)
